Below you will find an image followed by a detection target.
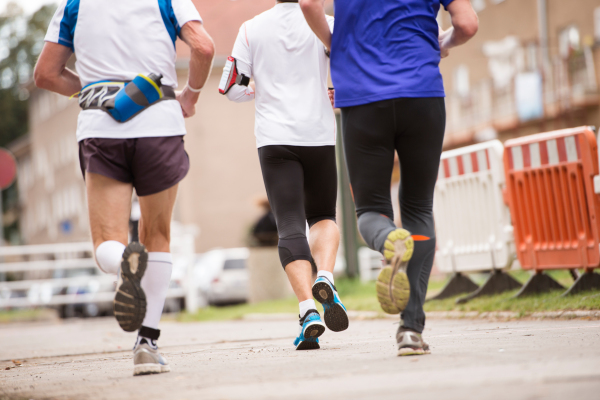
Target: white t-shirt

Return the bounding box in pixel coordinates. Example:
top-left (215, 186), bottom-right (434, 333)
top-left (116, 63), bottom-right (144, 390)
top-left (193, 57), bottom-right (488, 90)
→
top-left (226, 3), bottom-right (335, 148)
top-left (44, 0), bottom-right (202, 142)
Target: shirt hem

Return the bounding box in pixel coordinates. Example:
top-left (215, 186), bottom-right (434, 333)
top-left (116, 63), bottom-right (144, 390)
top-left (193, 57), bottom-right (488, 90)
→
top-left (335, 90), bottom-right (446, 108)
top-left (76, 130), bottom-right (187, 142)
top-left (256, 141), bottom-right (336, 148)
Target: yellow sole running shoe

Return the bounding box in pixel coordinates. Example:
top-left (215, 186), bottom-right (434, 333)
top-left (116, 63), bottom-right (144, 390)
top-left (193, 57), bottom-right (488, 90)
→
top-left (376, 229), bottom-right (414, 314)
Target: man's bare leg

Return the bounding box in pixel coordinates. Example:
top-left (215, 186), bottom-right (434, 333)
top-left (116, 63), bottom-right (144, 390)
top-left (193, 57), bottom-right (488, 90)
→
top-left (133, 184), bottom-right (178, 356)
top-left (86, 172), bottom-right (149, 333)
top-left (286, 258), bottom-right (326, 349)
top-left (309, 219), bottom-right (348, 332)
top-left (86, 172), bottom-right (132, 274)
top-left (309, 219), bottom-right (340, 275)
top-left (138, 183), bottom-right (179, 252)
top-left (285, 260), bottom-right (314, 302)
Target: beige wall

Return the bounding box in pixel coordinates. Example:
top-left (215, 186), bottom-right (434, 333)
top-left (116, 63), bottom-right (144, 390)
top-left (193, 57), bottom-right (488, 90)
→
top-left (176, 69), bottom-right (266, 252)
top-left (22, 89), bottom-right (88, 244)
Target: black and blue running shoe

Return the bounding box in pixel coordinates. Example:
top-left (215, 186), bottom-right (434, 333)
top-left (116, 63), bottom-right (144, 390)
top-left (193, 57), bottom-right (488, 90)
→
top-left (312, 276), bottom-right (349, 332)
top-left (294, 309), bottom-right (326, 350)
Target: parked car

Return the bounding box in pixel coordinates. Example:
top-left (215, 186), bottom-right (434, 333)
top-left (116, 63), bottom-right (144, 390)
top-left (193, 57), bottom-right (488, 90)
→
top-left (199, 248), bottom-right (249, 306)
top-left (53, 267), bottom-right (114, 318)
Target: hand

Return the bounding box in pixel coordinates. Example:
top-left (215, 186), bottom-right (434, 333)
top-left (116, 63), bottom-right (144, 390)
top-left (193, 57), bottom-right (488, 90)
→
top-left (439, 28), bottom-right (453, 59)
top-left (176, 86), bottom-right (200, 118)
top-left (440, 46), bottom-right (450, 58)
top-left (328, 88), bottom-right (335, 108)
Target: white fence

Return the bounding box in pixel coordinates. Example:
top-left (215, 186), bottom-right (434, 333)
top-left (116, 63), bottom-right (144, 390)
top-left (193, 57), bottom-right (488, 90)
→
top-left (433, 140), bottom-right (515, 273)
top-left (0, 224), bottom-right (198, 312)
top-left (358, 247), bottom-right (384, 282)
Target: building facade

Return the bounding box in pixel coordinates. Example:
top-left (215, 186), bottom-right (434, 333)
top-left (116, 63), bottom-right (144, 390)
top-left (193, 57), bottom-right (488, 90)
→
top-left (439, 0), bottom-right (600, 148)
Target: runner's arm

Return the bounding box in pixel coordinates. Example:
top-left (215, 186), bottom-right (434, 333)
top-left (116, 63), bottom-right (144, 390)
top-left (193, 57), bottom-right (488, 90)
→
top-left (439, 0), bottom-right (479, 54)
top-left (225, 23), bottom-right (255, 103)
top-left (299, 0), bottom-right (332, 51)
top-left (34, 42), bottom-right (81, 97)
top-left (178, 21), bottom-right (215, 117)
top-left (226, 59), bottom-right (255, 103)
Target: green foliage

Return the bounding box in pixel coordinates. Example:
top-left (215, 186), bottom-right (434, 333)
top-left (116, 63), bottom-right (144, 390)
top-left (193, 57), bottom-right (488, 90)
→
top-left (0, 2), bottom-right (56, 147)
top-left (424, 290), bottom-right (600, 314)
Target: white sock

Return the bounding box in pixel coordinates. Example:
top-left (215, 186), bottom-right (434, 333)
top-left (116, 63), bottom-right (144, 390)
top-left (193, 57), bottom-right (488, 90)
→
top-left (140, 252), bottom-right (173, 329)
top-left (317, 270), bottom-right (334, 285)
top-left (95, 241), bottom-right (126, 274)
top-left (299, 299), bottom-right (317, 318)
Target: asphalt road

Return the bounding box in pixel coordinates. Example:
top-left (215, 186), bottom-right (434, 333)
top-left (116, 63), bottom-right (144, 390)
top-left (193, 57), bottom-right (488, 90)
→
top-left (1, 316), bottom-right (599, 400)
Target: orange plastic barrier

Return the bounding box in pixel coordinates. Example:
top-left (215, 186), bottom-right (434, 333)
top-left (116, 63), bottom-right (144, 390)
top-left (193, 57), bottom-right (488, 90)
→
top-left (504, 126), bottom-right (599, 272)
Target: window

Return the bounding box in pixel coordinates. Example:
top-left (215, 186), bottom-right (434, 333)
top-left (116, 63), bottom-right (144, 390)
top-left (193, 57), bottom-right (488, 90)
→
top-left (559, 25), bottom-right (580, 58)
top-left (594, 7), bottom-right (600, 42)
top-left (453, 65), bottom-right (470, 98)
top-left (223, 259), bottom-right (246, 270)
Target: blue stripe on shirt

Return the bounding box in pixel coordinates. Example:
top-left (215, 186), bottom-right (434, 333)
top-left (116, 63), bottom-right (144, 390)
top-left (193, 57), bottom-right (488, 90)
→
top-left (158, 0), bottom-right (180, 48)
top-left (58, 0), bottom-right (80, 52)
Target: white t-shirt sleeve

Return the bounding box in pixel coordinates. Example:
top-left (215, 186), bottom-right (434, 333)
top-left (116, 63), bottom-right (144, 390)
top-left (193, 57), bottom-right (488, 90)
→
top-left (44, 0), bottom-right (74, 51)
top-left (226, 23), bottom-right (255, 103)
top-left (326, 15), bottom-right (334, 34)
top-left (231, 22), bottom-right (252, 67)
top-left (171, 0), bottom-right (203, 35)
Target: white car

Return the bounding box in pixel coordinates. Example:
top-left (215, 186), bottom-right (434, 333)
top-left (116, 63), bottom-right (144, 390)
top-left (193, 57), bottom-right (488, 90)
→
top-left (198, 248), bottom-right (250, 305)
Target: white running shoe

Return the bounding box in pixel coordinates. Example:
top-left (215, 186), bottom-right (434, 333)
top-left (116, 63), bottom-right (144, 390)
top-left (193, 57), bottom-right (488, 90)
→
top-left (133, 341), bottom-right (171, 376)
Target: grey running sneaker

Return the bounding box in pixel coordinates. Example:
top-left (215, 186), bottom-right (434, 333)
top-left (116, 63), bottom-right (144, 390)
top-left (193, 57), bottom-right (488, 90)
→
top-left (376, 229), bottom-right (413, 314)
top-left (114, 242), bottom-right (148, 332)
top-left (133, 342), bottom-right (171, 376)
top-left (396, 326), bottom-right (431, 356)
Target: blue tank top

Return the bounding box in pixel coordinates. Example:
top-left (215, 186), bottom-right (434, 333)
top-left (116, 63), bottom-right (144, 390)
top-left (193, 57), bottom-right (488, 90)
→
top-left (331, 0), bottom-right (454, 108)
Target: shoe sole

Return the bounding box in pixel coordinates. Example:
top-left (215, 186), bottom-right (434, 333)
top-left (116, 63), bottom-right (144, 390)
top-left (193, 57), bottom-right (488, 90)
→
top-left (133, 363), bottom-right (170, 376)
top-left (114, 242), bottom-right (148, 332)
top-left (312, 281), bottom-right (349, 332)
top-left (397, 347), bottom-right (430, 357)
top-left (296, 321), bottom-right (326, 351)
top-left (296, 340), bottom-right (320, 350)
top-left (376, 229), bottom-right (413, 314)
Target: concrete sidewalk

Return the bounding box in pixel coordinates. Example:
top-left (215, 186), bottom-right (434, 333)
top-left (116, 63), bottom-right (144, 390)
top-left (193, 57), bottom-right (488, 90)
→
top-left (1, 317), bottom-right (599, 400)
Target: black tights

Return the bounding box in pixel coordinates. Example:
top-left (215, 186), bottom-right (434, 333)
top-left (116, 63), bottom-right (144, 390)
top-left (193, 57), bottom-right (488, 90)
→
top-left (258, 145), bottom-right (337, 268)
top-left (341, 97), bottom-right (446, 333)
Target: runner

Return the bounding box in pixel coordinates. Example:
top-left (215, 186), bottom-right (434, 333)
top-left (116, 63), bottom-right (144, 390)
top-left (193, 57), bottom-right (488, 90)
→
top-left (34, 0), bottom-right (214, 374)
top-left (300, 0), bottom-right (478, 355)
top-left (221, 0), bottom-right (348, 350)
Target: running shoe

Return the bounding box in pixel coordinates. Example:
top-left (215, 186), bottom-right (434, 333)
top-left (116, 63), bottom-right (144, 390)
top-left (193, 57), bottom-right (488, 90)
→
top-left (294, 309), bottom-right (326, 350)
top-left (312, 276), bottom-right (349, 332)
top-left (376, 229), bottom-right (413, 314)
top-left (133, 340), bottom-right (171, 376)
top-left (396, 326), bottom-right (431, 356)
top-left (114, 242), bottom-right (148, 332)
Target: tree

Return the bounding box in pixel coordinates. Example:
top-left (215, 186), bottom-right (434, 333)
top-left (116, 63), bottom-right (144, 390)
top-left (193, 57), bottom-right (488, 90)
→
top-left (0, 2), bottom-right (55, 148)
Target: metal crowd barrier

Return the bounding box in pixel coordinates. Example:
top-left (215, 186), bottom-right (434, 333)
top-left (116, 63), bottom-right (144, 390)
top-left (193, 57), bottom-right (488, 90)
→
top-left (433, 140), bottom-right (521, 301)
top-left (504, 126), bottom-right (600, 295)
top-left (0, 242), bottom-right (186, 313)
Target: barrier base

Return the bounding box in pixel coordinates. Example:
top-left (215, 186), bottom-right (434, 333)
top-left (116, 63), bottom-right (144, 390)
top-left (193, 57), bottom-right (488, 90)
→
top-left (513, 272), bottom-right (564, 298)
top-left (562, 271), bottom-right (600, 296)
top-left (428, 273), bottom-right (479, 301)
top-left (456, 270), bottom-right (521, 304)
